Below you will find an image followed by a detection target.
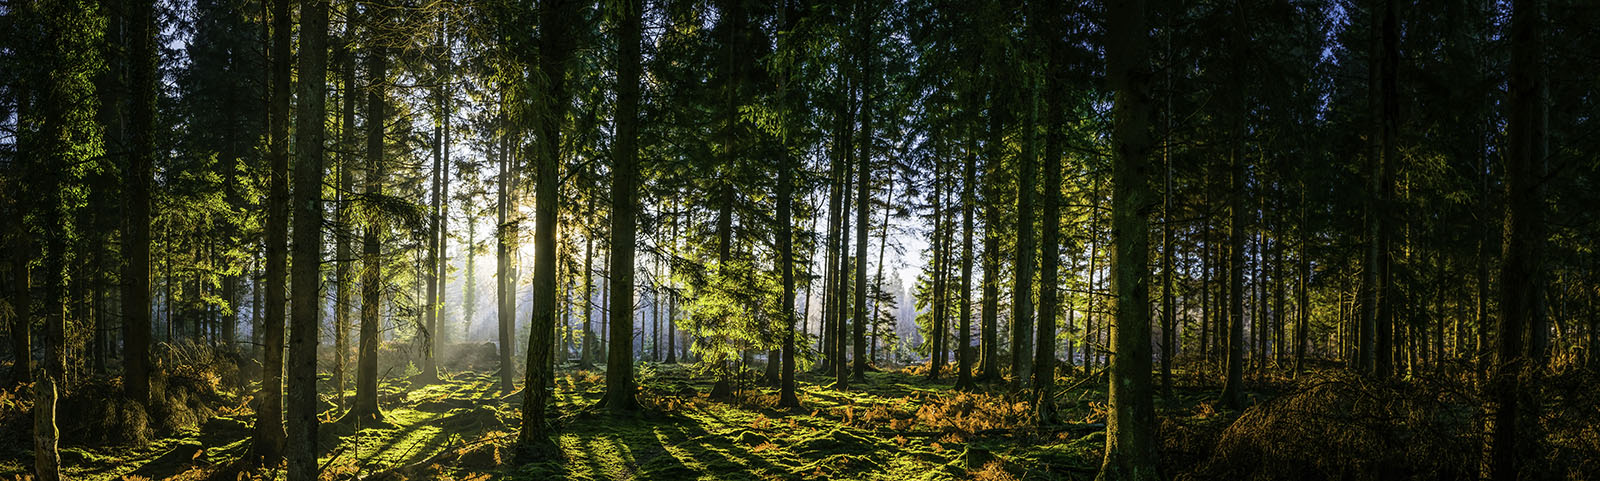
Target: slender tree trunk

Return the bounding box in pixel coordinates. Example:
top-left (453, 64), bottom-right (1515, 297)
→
top-left (580, 196), bottom-right (596, 369)
top-left (834, 130), bottom-right (854, 389)
top-left (604, 0), bottom-right (642, 413)
top-left (852, 2), bottom-right (873, 380)
top-left (1160, 109), bottom-right (1174, 398)
top-left (1218, 119), bottom-right (1246, 410)
top-left (1361, 0), bottom-right (1398, 379)
top-left (1085, 183), bottom-right (1099, 370)
top-left (1200, 211), bottom-right (1210, 363)
top-left (436, 14), bottom-right (453, 356)
top-left (1295, 183), bottom-right (1310, 374)
top-left (521, 0), bottom-right (577, 445)
top-left (1011, 78), bottom-right (1039, 390)
top-left (869, 176), bottom-right (895, 367)
top-left (979, 103), bottom-right (1003, 381)
top-left (420, 33), bottom-right (444, 382)
top-left (667, 210), bottom-right (680, 364)
top-left (927, 158), bottom-right (945, 381)
top-left (820, 156), bottom-right (842, 371)
top-left (1034, 0), bottom-right (1064, 420)
top-left (333, 0), bottom-right (358, 407)
top-left (345, 35), bottom-right (388, 426)
top-left (776, 0), bottom-right (801, 407)
top-left (7, 211), bottom-right (29, 385)
top-left (496, 122), bottom-right (516, 392)
top-left (956, 146), bottom-right (976, 389)
top-left (122, 0), bottom-right (156, 409)
top-left (252, 0), bottom-right (292, 461)
top-left (287, 0), bottom-right (330, 476)
top-left (1097, 0), bottom-right (1159, 476)
top-left (599, 246), bottom-right (609, 362)
top-left (1483, 0), bottom-right (1544, 477)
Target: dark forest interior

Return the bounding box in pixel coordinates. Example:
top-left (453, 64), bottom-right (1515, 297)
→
top-left (1, 0), bottom-right (1597, 479)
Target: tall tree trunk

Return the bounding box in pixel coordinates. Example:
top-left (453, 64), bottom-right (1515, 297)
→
top-left (1483, 0), bottom-right (1544, 477)
top-left (1034, 0), bottom-right (1063, 421)
top-left (1085, 181), bottom-right (1100, 370)
top-left (1160, 112), bottom-right (1174, 398)
top-left (834, 128), bottom-right (854, 389)
top-left (464, 188), bottom-right (477, 344)
top-left (979, 102), bottom-right (1003, 381)
top-left (252, 0), bottom-right (292, 462)
top-left (1295, 183), bottom-right (1310, 374)
top-left (436, 14), bottom-right (453, 357)
top-left (776, 0), bottom-right (801, 408)
top-left (869, 176), bottom-right (895, 366)
top-left (1200, 208), bottom-right (1210, 363)
top-left (287, 0), bottom-right (330, 476)
top-left (1098, 0), bottom-right (1159, 476)
top-left (852, 0), bottom-right (872, 380)
top-left (521, 0), bottom-right (577, 446)
top-left (122, 0), bottom-right (155, 409)
top-left (497, 126), bottom-right (516, 392)
top-left (345, 34), bottom-right (388, 426)
top-left (421, 56), bottom-right (443, 384)
top-left (333, 0), bottom-right (359, 407)
top-left (1218, 119), bottom-right (1246, 410)
top-left (605, 0), bottom-right (642, 413)
top-left (819, 157), bottom-right (841, 370)
top-left (1363, 0), bottom-right (1401, 378)
top-left (6, 208), bottom-right (29, 385)
top-left (580, 196), bottom-right (596, 369)
top-left (667, 207), bottom-right (680, 364)
top-left (1273, 216), bottom-right (1287, 370)
top-left (927, 158), bottom-right (945, 381)
top-left (1011, 77), bottom-right (1039, 390)
top-left (956, 145), bottom-right (976, 389)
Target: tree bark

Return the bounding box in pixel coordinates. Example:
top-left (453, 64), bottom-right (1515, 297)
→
top-left (33, 373), bottom-right (57, 481)
top-left (605, 0), bottom-right (642, 414)
top-left (835, 124), bottom-right (854, 389)
top-left (1097, 0), bottom-right (1160, 476)
top-left (777, 0), bottom-right (801, 408)
top-left (344, 33), bottom-right (388, 426)
top-left (1033, 0), bottom-right (1064, 422)
top-left (1011, 78), bottom-right (1039, 390)
top-left (956, 144), bottom-right (976, 389)
top-left (1295, 183), bottom-right (1310, 374)
top-left (122, 0), bottom-right (156, 409)
top-left (1483, 0), bottom-right (1544, 478)
top-left (852, 0), bottom-right (872, 380)
top-left (252, 0), bottom-right (292, 462)
top-left (1218, 117), bottom-right (1246, 410)
top-left (436, 14), bottom-right (453, 357)
top-left (521, 0), bottom-right (577, 446)
top-left (978, 99), bottom-right (1003, 381)
top-left (497, 123), bottom-right (516, 393)
top-left (333, 0), bottom-right (359, 408)
top-left (580, 195), bottom-right (597, 369)
top-left (6, 212), bottom-right (29, 385)
top-left (287, 0), bottom-right (330, 477)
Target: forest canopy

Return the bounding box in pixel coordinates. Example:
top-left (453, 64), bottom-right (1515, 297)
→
top-left (1, 0), bottom-right (1597, 479)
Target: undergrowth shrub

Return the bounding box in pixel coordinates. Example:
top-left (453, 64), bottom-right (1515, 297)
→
top-left (1185, 370), bottom-right (1475, 481)
top-left (900, 361), bottom-right (956, 378)
top-left (914, 391), bottom-right (1031, 434)
top-left (1540, 366), bottom-right (1600, 479)
top-left (970, 459), bottom-right (1018, 481)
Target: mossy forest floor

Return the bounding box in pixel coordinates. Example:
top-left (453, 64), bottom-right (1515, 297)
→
top-left (9, 359), bottom-right (1591, 480)
top-left (0, 362), bottom-right (1246, 481)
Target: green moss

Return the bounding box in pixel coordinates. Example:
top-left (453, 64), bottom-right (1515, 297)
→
top-left (5, 364), bottom-right (1133, 481)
